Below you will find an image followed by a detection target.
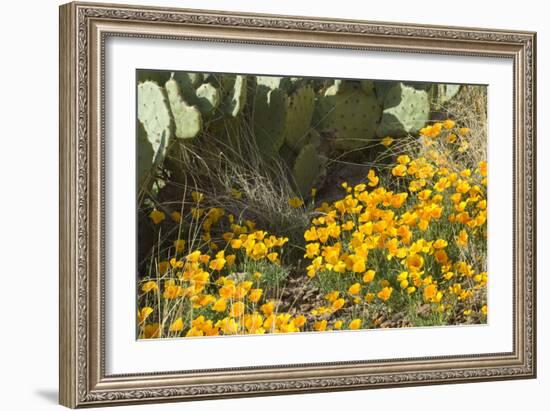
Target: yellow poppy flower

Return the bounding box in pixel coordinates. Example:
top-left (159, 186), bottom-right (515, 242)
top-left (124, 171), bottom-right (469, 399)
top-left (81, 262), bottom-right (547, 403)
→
top-left (186, 250), bottom-right (201, 263)
top-left (294, 315), bottom-right (307, 328)
top-left (163, 283), bottom-right (185, 300)
top-left (288, 196), bottom-right (304, 208)
top-left (137, 307), bottom-right (154, 324)
top-left (331, 298), bottom-right (345, 311)
top-left (229, 301), bottom-right (245, 318)
top-left (248, 288), bottom-right (263, 303)
top-left (406, 254), bottom-right (424, 272)
top-left (209, 256), bottom-right (226, 271)
top-left (351, 257), bottom-right (366, 273)
top-left (142, 323), bottom-right (160, 339)
top-left (443, 119), bottom-right (456, 129)
top-left (377, 287), bottom-right (393, 302)
top-left (219, 318), bottom-right (239, 335)
top-left (433, 239), bottom-right (448, 249)
top-left (348, 283), bottom-right (361, 295)
top-left (423, 284), bottom-right (438, 302)
top-left (157, 261), bottom-right (170, 274)
top-left (456, 229), bottom-right (469, 246)
top-left (349, 319), bottom-right (362, 330)
top-left (173, 239), bottom-right (186, 253)
top-left (169, 317), bottom-right (184, 332)
top-left (149, 209), bottom-right (165, 225)
top-left (397, 271), bottom-right (408, 282)
top-left (141, 280), bottom-right (158, 293)
top-left (212, 298), bottom-right (227, 312)
top-left (434, 249), bottom-right (448, 264)
top-left (397, 154), bottom-right (411, 165)
top-left (314, 320), bottom-right (328, 331)
top-left (392, 164), bottom-right (407, 177)
top-left (367, 169), bottom-right (379, 187)
top-left (261, 301), bottom-right (275, 316)
top-left (362, 269), bottom-right (376, 283)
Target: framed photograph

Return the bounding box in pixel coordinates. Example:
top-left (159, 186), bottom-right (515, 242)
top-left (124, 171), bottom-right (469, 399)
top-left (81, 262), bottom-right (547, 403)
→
top-left (59, 1), bottom-right (537, 408)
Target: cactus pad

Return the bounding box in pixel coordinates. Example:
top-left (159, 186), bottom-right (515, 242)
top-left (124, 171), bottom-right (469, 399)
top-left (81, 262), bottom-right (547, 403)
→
top-left (137, 80), bottom-right (172, 157)
top-left (165, 78), bottom-right (202, 139)
top-left (316, 81), bottom-right (382, 150)
top-left (137, 120), bottom-right (155, 189)
top-left (195, 82), bottom-right (221, 113)
top-left (292, 143), bottom-right (321, 197)
top-left (436, 84), bottom-right (461, 104)
top-left (224, 75), bottom-right (248, 117)
top-left (252, 86), bottom-right (288, 155)
top-left (376, 82), bottom-right (430, 137)
top-left (283, 85), bottom-right (316, 151)
top-left (256, 76), bottom-right (290, 90)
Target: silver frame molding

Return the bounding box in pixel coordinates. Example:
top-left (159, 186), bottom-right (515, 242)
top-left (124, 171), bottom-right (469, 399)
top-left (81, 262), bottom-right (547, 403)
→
top-left (59, 2), bottom-right (536, 408)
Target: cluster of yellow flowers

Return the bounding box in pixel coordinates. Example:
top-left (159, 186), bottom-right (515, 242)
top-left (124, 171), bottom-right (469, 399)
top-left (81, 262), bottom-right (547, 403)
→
top-left (139, 269), bottom-right (308, 338)
top-left (303, 120), bottom-right (487, 330)
top-left (138, 204), bottom-right (303, 338)
top-left (138, 118), bottom-right (487, 338)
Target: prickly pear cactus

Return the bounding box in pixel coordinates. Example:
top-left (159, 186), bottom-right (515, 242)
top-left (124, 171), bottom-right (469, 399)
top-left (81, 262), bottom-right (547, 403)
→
top-left (360, 80), bottom-right (375, 94)
top-left (256, 76), bottom-right (290, 90)
top-left (292, 143), bottom-right (321, 197)
top-left (283, 85), bottom-right (316, 151)
top-left (195, 82), bottom-right (221, 114)
top-left (303, 129), bottom-right (321, 149)
top-left (325, 79), bottom-right (344, 95)
top-left (137, 80), bottom-right (172, 160)
top-left (436, 84), bottom-right (461, 104)
top-left (169, 72), bottom-right (224, 118)
top-left (376, 82), bottom-right (430, 137)
top-left (252, 86), bottom-right (288, 155)
top-left (172, 72), bottom-right (203, 90)
top-left (137, 70), bottom-right (171, 86)
top-left (165, 78), bottom-right (203, 139)
top-left (137, 120), bottom-right (155, 189)
top-left (223, 75), bottom-right (247, 117)
top-left (316, 81), bottom-right (382, 150)
top-left (374, 81), bottom-right (394, 104)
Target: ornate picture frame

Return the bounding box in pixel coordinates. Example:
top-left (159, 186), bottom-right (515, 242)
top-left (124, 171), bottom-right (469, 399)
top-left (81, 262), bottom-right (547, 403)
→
top-left (59, 1), bottom-right (536, 408)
